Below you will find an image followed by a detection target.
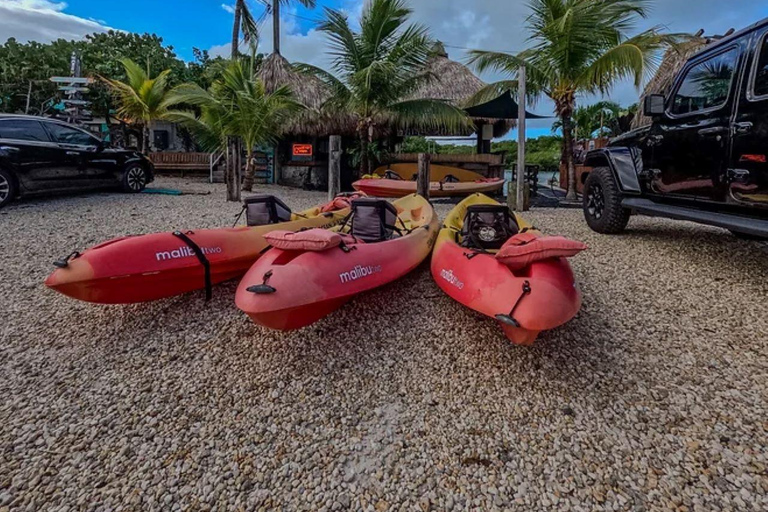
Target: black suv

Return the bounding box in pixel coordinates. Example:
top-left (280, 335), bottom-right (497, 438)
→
top-left (582, 17), bottom-right (768, 239)
top-left (0, 115), bottom-right (154, 208)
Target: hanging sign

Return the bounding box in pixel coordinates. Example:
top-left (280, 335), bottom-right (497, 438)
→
top-left (292, 143), bottom-right (313, 159)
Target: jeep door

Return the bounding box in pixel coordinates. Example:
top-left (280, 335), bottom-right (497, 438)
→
top-left (649, 45), bottom-right (743, 201)
top-left (730, 28), bottom-right (768, 210)
top-left (0, 118), bottom-right (70, 192)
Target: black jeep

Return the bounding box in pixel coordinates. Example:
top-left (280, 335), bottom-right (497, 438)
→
top-left (582, 17), bottom-right (768, 239)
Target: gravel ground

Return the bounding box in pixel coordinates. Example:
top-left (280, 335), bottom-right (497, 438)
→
top-left (1, 176), bottom-right (767, 512)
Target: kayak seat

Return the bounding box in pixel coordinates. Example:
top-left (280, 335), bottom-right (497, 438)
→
top-left (349, 198), bottom-right (401, 243)
top-left (383, 170), bottom-right (403, 180)
top-left (243, 194), bottom-right (293, 226)
top-left (442, 174), bottom-right (461, 183)
top-left (460, 204), bottom-right (519, 251)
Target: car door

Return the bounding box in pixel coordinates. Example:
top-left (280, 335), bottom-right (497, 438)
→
top-left (0, 118), bottom-right (69, 192)
top-left (43, 121), bottom-right (118, 187)
top-left (729, 27), bottom-right (768, 210)
top-left (648, 44), bottom-right (743, 202)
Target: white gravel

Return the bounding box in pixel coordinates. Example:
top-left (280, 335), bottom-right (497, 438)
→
top-left (1, 176), bottom-right (767, 511)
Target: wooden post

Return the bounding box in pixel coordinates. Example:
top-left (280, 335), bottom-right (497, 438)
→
top-left (273, 0), bottom-right (281, 55)
top-left (328, 135), bottom-right (341, 200)
top-left (516, 65), bottom-right (527, 212)
top-left (417, 153), bottom-right (431, 199)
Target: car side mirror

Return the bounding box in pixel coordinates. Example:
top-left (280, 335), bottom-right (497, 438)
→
top-left (643, 94), bottom-right (666, 117)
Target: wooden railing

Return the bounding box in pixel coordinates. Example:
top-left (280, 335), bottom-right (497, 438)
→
top-left (388, 153), bottom-right (505, 165)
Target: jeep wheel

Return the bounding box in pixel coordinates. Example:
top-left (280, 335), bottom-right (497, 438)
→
top-left (583, 167), bottom-right (631, 234)
top-left (0, 168), bottom-right (17, 208)
top-left (122, 165), bottom-right (148, 193)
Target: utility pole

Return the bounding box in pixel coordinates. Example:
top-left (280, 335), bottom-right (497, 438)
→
top-left (273, 1), bottom-right (281, 55)
top-left (516, 65), bottom-right (527, 212)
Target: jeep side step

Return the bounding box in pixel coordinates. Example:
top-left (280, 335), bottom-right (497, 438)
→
top-left (622, 198), bottom-right (768, 238)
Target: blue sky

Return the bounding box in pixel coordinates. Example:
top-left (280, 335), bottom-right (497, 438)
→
top-left (2, 0), bottom-right (767, 139)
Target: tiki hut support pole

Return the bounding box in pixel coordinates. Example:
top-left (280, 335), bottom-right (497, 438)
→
top-left (328, 135), bottom-right (341, 201)
top-left (516, 65), bottom-right (527, 212)
top-left (417, 153), bottom-right (431, 200)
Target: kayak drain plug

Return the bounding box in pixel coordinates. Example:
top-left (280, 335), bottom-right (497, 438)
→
top-left (53, 251), bottom-right (81, 269)
top-left (247, 270), bottom-right (276, 294)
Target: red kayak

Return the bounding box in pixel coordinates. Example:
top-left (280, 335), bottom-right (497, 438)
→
top-left (236, 194), bottom-right (438, 330)
top-left (431, 194), bottom-right (583, 345)
top-left (45, 195), bottom-right (351, 304)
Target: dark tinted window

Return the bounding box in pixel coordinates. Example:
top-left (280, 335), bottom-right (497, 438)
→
top-left (46, 122), bottom-right (98, 146)
top-left (754, 33), bottom-right (768, 97)
top-left (672, 48), bottom-right (739, 115)
top-left (0, 119), bottom-right (50, 142)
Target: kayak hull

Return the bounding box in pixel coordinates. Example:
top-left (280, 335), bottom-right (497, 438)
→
top-left (430, 194), bottom-right (581, 345)
top-left (352, 177), bottom-right (505, 198)
top-left (45, 210), bottom-right (349, 304)
top-left (236, 194), bottom-right (438, 330)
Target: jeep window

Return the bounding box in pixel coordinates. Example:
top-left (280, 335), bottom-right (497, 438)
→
top-left (671, 48), bottom-right (739, 115)
top-left (753, 33), bottom-right (768, 98)
top-left (45, 122), bottom-right (98, 147)
top-left (0, 119), bottom-right (51, 142)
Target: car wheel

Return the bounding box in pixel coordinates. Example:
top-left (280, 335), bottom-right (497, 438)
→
top-left (583, 167), bottom-right (631, 234)
top-left (122, 164), bottom-right (148, 193)
top-left (0, 168), bottom-right (17, 208)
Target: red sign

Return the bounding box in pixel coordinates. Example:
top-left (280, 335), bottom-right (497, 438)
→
top-left (292, 144), bottom-right (313, 157)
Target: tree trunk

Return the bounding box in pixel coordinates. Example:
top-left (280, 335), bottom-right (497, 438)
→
top-left (367, 124), bottom-right (375, 175)
top-left (563, 113), bottom-right (578, 201)
top-left (141, 124), bottom-right (149, 154)
top-left (226, 136), bottom-right (241, 202)
top-left (273, 0), bottom-right (281, 55)
top-left (242, 148), bottom-right (255, 192)
top-left (358, 123), bottom-right (369, 177)
top-left (231, 0), bottom-right (242, 59)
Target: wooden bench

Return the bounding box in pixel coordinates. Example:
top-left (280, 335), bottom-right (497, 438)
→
top-left (149, 152), bottom-right (214, 177)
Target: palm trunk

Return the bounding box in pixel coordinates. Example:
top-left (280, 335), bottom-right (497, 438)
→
top-left (273, 0), bottom-right (281, 55)
top-left (231, 0), bottom-right (242, 59)
top-left (563, 113), bottom-right (578, 201)
top-left (142, 124), bottom-right (149, 154)
top-left (358, 123), bottom-right (369, 177)
top-left (226, 135), bottom-right (241, 202)
top-left (242, 147), bottom-right (255, 191)
top-left (367, 124), bottom-right (375, 175)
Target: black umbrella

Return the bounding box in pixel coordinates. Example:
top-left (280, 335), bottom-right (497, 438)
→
top-left (464, 91), bottom-right (551, 120)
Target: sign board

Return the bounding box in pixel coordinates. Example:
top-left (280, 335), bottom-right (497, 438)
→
top-left (292, 143), bottom-right (313, 161)
top-left (58, 86), bottom-right (89, 93)
top-left (50, 77), bottom-right (93, 84)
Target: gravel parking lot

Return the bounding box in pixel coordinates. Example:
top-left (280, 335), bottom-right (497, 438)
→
top-left (1, 176), bottom-right (767, 511)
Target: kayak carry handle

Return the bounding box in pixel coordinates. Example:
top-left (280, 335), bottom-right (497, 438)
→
top-left (53, 251), bottom-right (81, 269)
top-left (247, 270), bottom-right (275, 294)
top-left (495, 314), bottom-right (520, 328)
top-left (495, 280), bottom-right (532, 329)
top-left (247, 284), bottom-right (276, 294)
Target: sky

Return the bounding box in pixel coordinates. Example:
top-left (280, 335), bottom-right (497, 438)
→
top-left (2, 0), bottom-right (768, 139)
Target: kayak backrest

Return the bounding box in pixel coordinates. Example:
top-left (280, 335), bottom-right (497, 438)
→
top-left (350, 198), bottom-right (399, 243)
top-left (243, 195), bottom-right (293, 226)
top-left (460, 204), bottom-right (519, 250)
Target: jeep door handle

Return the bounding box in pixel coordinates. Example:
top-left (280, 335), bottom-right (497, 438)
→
top-left (698, 126), bottom-right (729, 136)
top-left (66, 151), bottom-right (80, 156)
top-left (733, 122), bottom-right (753, 135)
top-left (0, 146), bottom-right (20, 152)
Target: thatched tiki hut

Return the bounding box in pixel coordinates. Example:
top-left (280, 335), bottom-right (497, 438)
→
top-left (257, 46), bottom-right (519, 189)
top-left (632, 29), bottom-right (735, 129)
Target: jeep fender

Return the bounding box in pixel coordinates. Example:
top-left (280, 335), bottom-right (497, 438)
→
top-left (583, 147), bottom-right (642, 194)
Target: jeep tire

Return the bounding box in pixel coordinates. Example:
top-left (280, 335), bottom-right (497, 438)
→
top-left (583, 167), bottom-right (631, 234)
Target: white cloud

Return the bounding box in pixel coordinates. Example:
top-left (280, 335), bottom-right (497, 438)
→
top-left (221, 3), bottom-right (235, 15)
top-left (0, 0), bottom-right (112, 44)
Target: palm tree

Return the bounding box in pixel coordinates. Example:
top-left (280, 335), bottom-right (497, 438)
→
top-left (297, 0), bottom-right (470, 175)
top-left (468, 0), bottom-right (682, 200)
top-left (167, 61), bottom-right (303, 199)
top-left (553, 101), bottom-right (622, 140)
top-left (102, 58), bottom-right (174, 154)
top-left (230, 0), bottom-right (317, 58)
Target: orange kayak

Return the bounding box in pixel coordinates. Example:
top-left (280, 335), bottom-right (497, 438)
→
top-left (353, 163), bottom-right (504, 198)
top-left (45, 198), bottom-right (349, 304)
top-left (236, 194), bottom-right (438, 330)
top-left (430, 194), bottom-right (582, 345)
